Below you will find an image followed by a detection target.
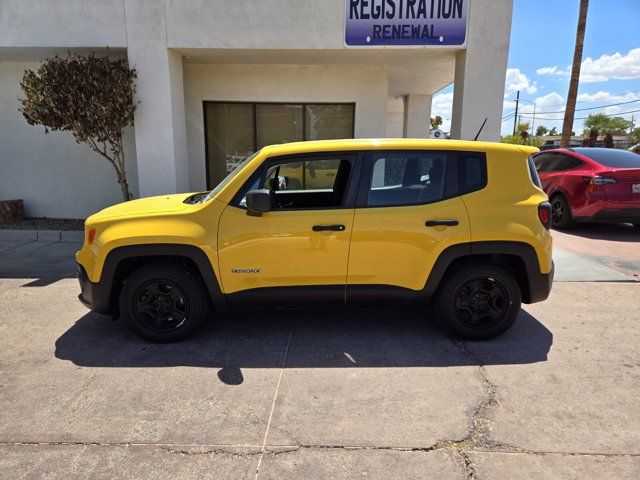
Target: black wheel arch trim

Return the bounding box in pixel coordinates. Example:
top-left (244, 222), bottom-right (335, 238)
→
top-left (77, 244), bottom-right (226, 315)
top-left (422, 241), bottom-right (553, 304)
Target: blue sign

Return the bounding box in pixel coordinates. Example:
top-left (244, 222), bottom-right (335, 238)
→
top-left (345, 0), bottom-right (468, 47)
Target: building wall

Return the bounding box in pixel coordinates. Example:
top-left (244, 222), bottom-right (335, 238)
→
top-left (183, 63), bottom-right (388, 192)
top-left (0, 61), bottom-right (138, 218)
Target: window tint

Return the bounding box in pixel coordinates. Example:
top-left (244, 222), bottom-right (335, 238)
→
top-left (367, 152), bottom-right (448, 207)
top-left (573, 148), bottom-right (640, 168)
top-left (533, 153), bottom-right (555, 172)
top-left (459, 152), bottom-right (487, 194)
top-left (527, 156), bottom-right (542, 189)
top-left (549, 154), bottom-right (583, 171)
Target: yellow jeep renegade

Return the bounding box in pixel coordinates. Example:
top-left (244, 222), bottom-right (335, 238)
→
top-left (76, 139), bottom-right (553, 342)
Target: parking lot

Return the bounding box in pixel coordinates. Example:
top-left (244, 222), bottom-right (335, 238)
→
top-left (1, 227), bottom-right (639, 479)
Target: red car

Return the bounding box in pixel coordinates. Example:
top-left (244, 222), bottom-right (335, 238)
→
top-left (531, 148), bottom-right (640, 229)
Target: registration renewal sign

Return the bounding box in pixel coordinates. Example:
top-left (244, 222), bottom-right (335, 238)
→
top-left (345, 0), bottom-right (468, 47)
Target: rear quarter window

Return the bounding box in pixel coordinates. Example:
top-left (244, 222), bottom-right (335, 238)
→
top-left (458, 152), bottom-right (487, 195)
top-left (527, 156), bottom-right (543, 189)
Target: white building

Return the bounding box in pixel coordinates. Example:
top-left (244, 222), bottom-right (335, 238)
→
top-left (0, 0), bottom-right (513, 218)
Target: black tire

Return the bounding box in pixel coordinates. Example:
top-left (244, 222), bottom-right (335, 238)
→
top-left (119, 263), bottom-right (209, 342)
top-left (551, 194), bottom-right (574, 229)
top-left (436, 264), bottom-right (522, 340)
top-left (633, 223), bottom-right (640, 229)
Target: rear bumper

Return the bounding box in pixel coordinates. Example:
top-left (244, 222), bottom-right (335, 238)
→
top-left (76, 262), bottom-right (112, 314)
top-left (526, 261), bottom-right (554, 304)
top-left (589, 207), bottom-right (640, 223)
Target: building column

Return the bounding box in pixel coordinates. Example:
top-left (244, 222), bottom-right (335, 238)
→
top-left (124, 0), bottom-right (189, 197)
top-left (403, 94), bottom-right (432, 138)
top-left (450, 0), bottom-right (514, 141)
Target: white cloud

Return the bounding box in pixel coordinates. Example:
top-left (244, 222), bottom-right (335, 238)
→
top-left (536, 66), bottom-right (569, 77)
top-left (580, 48), bottom-right (640, 83)
top-left (500, 89), bottom-right (640, 136)
top-left (504, 68), bottom-right (537, 95)
top-left (431, 92), bottom-right (454, 132)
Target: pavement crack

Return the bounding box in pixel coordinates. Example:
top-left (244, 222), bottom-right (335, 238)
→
top-left (160, 446), bottom-right (260, 458)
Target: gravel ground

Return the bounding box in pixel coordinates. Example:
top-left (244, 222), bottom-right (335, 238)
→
top-left (0, 217), bottom-right (84, 231)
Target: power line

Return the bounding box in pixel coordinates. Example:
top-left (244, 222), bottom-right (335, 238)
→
top-left (516, 108), bottom-right (640, 122)
top-left (523, 98), bottom-right (640, 115)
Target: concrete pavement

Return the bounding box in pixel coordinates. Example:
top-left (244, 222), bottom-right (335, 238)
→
top-left (0, 238), bottom-right (638, 479)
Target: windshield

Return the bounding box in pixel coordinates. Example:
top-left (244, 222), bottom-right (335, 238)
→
top-left (201, 151), bottom-right (260, 203)
top-left (573, 148), bottom-right (640, 168)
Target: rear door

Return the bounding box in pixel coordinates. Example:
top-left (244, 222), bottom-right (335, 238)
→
top-left (346, 150), bottom-right (471, 296)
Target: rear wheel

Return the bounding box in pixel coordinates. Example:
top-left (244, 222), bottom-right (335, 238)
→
top-left (551, 194), bottom-right (574, 229)
top-left (436, 264), bottom-right (521, 340)
top-left (119, 263), bottom-right (209, 342)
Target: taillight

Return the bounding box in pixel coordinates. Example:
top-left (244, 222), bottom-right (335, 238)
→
top-left (582, 176), bottom-right (616, 185)
top-left (87, 228), bottom-right (96, 245)
top-left (538, 202), bottom-right (551, 229)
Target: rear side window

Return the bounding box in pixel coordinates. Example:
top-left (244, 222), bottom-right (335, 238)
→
top-left (548, 154), bottom-right (583, 171)
top-left (367, 152), bottom-right (450, 207)
top-left (458, 152), bottom-right (487, 195)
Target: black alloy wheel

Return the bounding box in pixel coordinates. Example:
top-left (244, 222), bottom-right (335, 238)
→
top-left (453, 277), bottom-right (508, 330)
top-left (119, 263), bottom-right (209, 342)
top-left (436, 264), bottom-right (521, 340)
top-left (133, 280), bottom-right (190, 332)
top-left (551, 195), bottom-right (574, 229)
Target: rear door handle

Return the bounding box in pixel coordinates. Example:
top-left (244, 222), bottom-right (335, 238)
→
top-left (312, 224), bottom-right (346, 232)
top-left (425, 220), bottom-right (459, 227)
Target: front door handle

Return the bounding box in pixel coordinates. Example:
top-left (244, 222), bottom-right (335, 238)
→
top-left (312, 224), bottom-right (346, 232)
top-left (425, 220), bottom-right (459, 227)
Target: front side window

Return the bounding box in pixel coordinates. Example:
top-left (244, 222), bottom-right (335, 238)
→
top-left (367, 152), bottom-right (448, 207)
top-left (237, 155), bottom-right (354, 210)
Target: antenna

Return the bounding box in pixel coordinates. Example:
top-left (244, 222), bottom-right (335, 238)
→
top-left (474, 117), bottom-right (488, 141)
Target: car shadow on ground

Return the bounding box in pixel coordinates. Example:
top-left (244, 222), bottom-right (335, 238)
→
top-left (553, 222), bottom-right (639, 242)
top-left (55, 306), bottom-right (553, 385)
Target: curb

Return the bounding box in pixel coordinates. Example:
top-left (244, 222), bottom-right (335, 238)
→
top-left (0, 229), bottom-right (83, 242)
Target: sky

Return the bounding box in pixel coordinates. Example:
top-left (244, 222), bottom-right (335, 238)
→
top-left (431, 0), bottom-right (640, 136)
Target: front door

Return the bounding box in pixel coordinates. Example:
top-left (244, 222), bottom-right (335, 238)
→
top-left (217, 152), bottom-right (359, 304)
top-left (347, 150), bottom-right (471, 295)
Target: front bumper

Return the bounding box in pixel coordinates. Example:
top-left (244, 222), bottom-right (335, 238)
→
top-left (76, 262), bottom-right (112, 314)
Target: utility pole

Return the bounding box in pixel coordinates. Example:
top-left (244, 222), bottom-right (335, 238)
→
top-left (512, 90), bottom-right (520, 136)
top-left (531, 102), bottom-right (536, 136)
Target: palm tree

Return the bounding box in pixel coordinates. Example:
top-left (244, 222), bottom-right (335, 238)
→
top-left (560, 0), bottom-right (589, 148)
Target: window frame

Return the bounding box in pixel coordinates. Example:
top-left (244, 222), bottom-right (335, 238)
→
top-left (356, 150), bottom-right (460, 209)
top-left (203, 101), bottom-right (356, 189)
top-left (230, 150), bottom-right (363, 212)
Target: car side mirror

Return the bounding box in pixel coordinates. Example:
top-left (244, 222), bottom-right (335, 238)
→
top-left (245, 189), bottom-right (271, 216)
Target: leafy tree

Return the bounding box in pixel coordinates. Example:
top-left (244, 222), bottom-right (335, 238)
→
top-left (430, 115), bottom-right (443, 130)
top-left (629, 127), bottom-right (640, 145)
top-left (583, 113), bottom-right (631, 136)
top-left (501, 133), bottom-right (542, 147)
top-left (582, 128), bottom-right (598, 147)
top-left (535, 125), bottom-right (549, 136)
top-left (19, 53), bottom-right (137, 201)
top-left (549, 127), bottom-right (558, 136)
top-left (516, 123), bottom-right (530, 135)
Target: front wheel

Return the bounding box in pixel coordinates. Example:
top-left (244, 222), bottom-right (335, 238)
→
top-left (119, 263), bottom-right (210, 342)
top-left (436, 264), bottom-right (522, 340)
